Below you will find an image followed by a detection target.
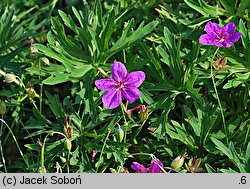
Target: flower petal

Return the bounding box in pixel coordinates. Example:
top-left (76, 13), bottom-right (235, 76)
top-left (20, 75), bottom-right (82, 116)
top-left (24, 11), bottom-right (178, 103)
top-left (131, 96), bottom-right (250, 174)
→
top-left (131, 162), bottom-right (147, 173)
top-left (95, 78), bottom-right (116, 91)
top-left (199, 34), bottom-right (216, 45)
top-left (222, 22), bottom-right (236, 35)
top-left (122, 87), bottom-right (141, 104)
top-left (214, 41), bottom-right (230, 48)
top-left (149, 159), bottom-right (164, 173)
top-left (205, 21), bottom-right (222, 37)
top-left (111, 61), bottom-right (127, 82)
top-left (124, 71), bottom-right (145, 87)
top-left (102, 88), bottom-right (122, 109)
top-left (230, 32), bottom-right (242, 43)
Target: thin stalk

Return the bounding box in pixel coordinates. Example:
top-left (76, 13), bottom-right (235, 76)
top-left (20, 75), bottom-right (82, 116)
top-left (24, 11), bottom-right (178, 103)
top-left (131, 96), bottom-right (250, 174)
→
top-left (39, 84), bottom-right (43, 114)
top-left (243, 124), bottom-right (250, 147)
top-left (210, 47), bottom-right (229, 144)
top-left (95, 127), bottom-right (112, 173)
top-left (30, 99), bottom-right (39, 112)
top-left (98, 67), bottom-right (108, 77)
top-left (120, 102), bottom-right (128, 143)
top-left (3, 120), bottom-right (15, 145)
top-left (0, 115), bottom-right (7, 172)
top-left (0, 119), bottom-right (29, 167)
top-left (66, 151), bottom-right (70, 173)
top-left (123, 49), bottom-right (127, 63)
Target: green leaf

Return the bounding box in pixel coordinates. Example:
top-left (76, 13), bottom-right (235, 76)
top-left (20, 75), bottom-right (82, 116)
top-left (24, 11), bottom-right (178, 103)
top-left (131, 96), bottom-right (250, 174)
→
top-left (42, 73), bottom-right (70, 85)
top-left (223, 80), bottom-right (243, 89)
top-left (246, 141), bottom-right (250, 163)
top-left (210, 137), bottom-right (231, 157)
top-left (205, 163), bottom-right (216, 173)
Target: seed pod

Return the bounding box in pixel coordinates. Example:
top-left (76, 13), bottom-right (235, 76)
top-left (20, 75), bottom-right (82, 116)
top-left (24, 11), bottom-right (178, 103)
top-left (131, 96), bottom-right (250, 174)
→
top-left (28, 82), bottom-right (39, 99)
top-left (0, 100), bottom-right (7, 115)
top-left (171, 152), bottom-right (188, 170)
top-left (67, 125), bottom-right (73, 138)
top-left (37, 166), bottom-right (46, 173)
top-left (28, 88), bottom-right (36, 99)
top-left (138, 105), bottom-right (149, 122)
top-left (117, 127), bottom-right (124, 142)
top-left (213, 56), bottom-right (229, 71)
top-left (64, 138), bottom-right (72, 152)
top-left (4, 74), bottom-right (18, 84)
top-left (39, 57), bottom-right (49, 66)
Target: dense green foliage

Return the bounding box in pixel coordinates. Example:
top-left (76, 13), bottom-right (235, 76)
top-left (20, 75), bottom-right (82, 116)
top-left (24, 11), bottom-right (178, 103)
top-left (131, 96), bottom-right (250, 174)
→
top-left (0, 0), bottom-right (249, 173)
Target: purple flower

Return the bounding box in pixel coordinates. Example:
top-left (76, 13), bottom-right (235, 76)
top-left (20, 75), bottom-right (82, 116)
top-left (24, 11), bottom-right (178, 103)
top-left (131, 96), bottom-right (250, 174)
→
top-left (199, 22), bottom-right (242, 48)
top-left (131, 162), bottom-right (147, 173)
top-left (149, 158), bottom-right (164, 173)
top-left (131, 159), bottom-right (164, 173)
top-left (95, 61), bottom-right (145, 109)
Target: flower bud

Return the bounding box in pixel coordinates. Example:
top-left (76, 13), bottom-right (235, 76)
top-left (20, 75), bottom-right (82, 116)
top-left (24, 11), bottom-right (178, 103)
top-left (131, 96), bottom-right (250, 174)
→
top-left (213, 56), bottom-right (229, 71)
top-left (91, 150), bottom-right (97, 162)
top-left (138, 105), bottom-right (149, 122)
top-left (0, 100), bottom-right (7, 115)
top-left (185, 157), bottom-right (204, 173)
top-left (117, 127), bottom-right (124, 142)
top-left (171, 152), bottom-right (188, 170)
top-left (37, 166), bottom-right (46, 173)
top-left (67, 126), bottom-right (73, 138)
top-left (30, 40), bottom-right (38, 58)
top-left (4, 74), bottom-right (19, 84)
top-left (28, 88), bottom-right (36, 99)
top-left (63, 115), bottom-right (73, 138)
top-left (64, 138), bottom-right (72, 152)
top-left (39, 57), bottom-right (49, 66)
top-left (28, 82), bottom-right (39, 99)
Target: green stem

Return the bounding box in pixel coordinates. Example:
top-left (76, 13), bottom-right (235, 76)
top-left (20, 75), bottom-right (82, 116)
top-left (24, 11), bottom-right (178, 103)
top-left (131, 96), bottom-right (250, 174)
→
top-left (66, 151), bottom-right (70, 173)
top-left (243, 124), bottom-right (250, 147)
top-left (39, 84), bottom-right (43, 114)
top-left (120, 102), bottom-right (128, 143)
top-left (0, 118), bottom-right (29, 167)
top-left (123, 49), bottom-right (127, 63)
top-left (210, 47), bottom-right (229, 144)
top-left (3, 119), bottom-right (15, 145)
top-left (0, 115), bottom-right (7, 172)
top-left (98, 67), bottom-right (108, 77)
top-left (95, 127), bottom-right (112, 173)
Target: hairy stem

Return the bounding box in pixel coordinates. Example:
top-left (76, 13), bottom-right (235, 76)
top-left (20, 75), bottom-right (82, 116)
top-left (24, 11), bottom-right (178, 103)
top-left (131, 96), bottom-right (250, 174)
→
top-left (210, 47), bottom-right (229, 144)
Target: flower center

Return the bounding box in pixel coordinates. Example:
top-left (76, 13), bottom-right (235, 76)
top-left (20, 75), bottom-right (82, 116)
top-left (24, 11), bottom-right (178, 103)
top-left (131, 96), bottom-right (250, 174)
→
top-left (118, 80), bottom-right (124, 89)
top-left (217, 31), bottom-right (225, 42)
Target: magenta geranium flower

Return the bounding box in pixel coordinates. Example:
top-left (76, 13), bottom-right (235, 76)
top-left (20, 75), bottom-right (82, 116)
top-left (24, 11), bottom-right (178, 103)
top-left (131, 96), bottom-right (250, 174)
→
top-left (131, 158), bottom-right (164, 173)
top-left (95, 61), bottom-right (145, 109)
top-left (131, 162), bottom-right (147, 173)
top-left (199, 22), bottom-right (242, 48)
top-left (149, 158), bottom-right (164, 173)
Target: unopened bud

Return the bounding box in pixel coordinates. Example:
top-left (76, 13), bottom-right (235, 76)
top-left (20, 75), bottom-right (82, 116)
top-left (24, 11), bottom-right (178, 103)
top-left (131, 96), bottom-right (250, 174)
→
top-left (171, 152), bottom-right (188, 170)
top-left (117, 127), bottom-right (124, 142)
top-left (37, 166), bottom-right (46, 173)
top-left (39, 57), bottom-right (49, 66)
top-left (4, 74), bottom-right (19, 84)
top-left (0, 100), bottom-right (7, 115)
top-left (30, 40), bottom-right (38, 58)
top-left (91, 150), bottom-right (97, 162)
top-left (28, 82), bottom-right (39, 99)
top-left (185, 157), bottom-right (204, 173)
top-left (213, 56), bottom-right (229, 71)
top-left (138, 105), bottom-right (149, 122)
top-left (64, 138), bottom-right (72, 152)
top-left (63, 115), bottom-right (73, 138)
